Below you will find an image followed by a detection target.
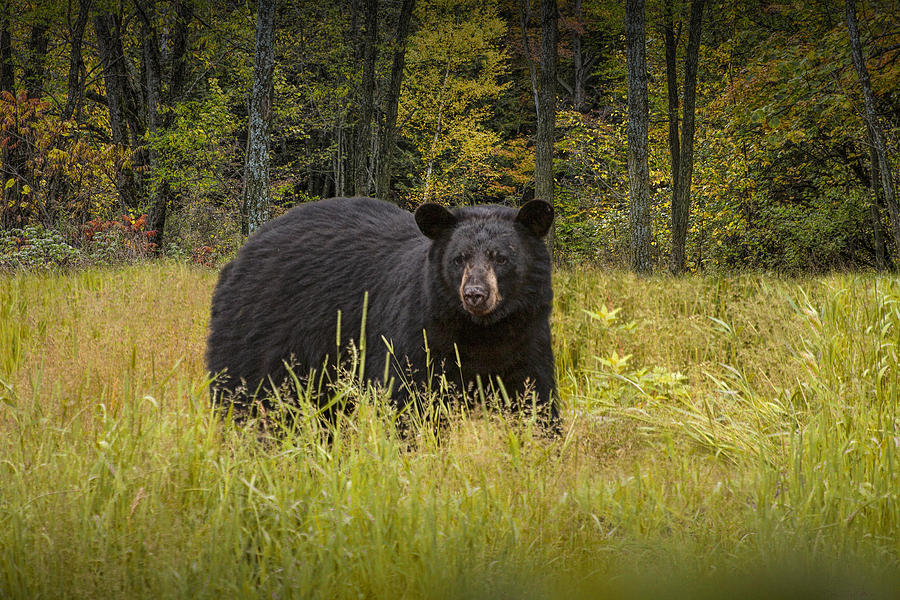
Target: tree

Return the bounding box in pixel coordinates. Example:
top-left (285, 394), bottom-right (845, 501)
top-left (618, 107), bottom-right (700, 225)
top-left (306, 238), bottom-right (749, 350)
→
top-left (352, 0), bottom-right (378, 196)
top-left (23, 14), bottom-right (49, 99)
top-left (536, 0), bottom-right (558, 257)
top-left (0, 0), bottom-right (12, 222)
top-left (401, 0), bottom-right (508, 206)
top-left (626, 0), bottom-right (651, 273)
top-left (94, 9), bottom-right (143, 210)
top-left (375, 0), bottom-right (415, 201)
top-left (243, 0), bottom-right (276, 235)
top-left (845, 0), bottom-right (900, 258)
top-left (571, 0), bottom-right (586, 112)
top-left (0, 1), bottom-right (11, 93)
top-left (519, 0), bottom-right (558, 253)
top-left (137, 0), bottom-right (166, 248)
top-left (669, 0), bottom-right (705, 275)
top-left (663, 0), bottom-right (680, 207)
top-left (63, 0), bottom-right (91, 120)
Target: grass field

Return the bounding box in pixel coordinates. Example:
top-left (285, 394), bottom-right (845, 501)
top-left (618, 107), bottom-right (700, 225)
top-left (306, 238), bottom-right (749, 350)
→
top-left (1, 263), bottom-right (899, 598)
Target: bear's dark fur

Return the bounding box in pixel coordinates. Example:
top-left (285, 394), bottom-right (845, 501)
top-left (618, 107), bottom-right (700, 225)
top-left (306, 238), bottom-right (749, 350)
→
top-left (206, 196), bottom-right (557, 425)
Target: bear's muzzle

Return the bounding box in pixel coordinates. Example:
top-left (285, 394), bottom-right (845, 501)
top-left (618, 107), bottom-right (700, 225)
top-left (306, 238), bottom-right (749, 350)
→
top-left (459, 262), bottom-right (501, 316)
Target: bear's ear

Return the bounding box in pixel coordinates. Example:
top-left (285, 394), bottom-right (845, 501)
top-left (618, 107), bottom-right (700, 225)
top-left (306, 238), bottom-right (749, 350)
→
top-left (415, 203), bottom-right (457, 239)
top-left (516, 199), bottom-right (554, 238)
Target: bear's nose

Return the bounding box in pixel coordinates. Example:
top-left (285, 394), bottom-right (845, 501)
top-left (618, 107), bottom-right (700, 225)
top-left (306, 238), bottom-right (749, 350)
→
top-left (463, 285), bottom-right (488, 307)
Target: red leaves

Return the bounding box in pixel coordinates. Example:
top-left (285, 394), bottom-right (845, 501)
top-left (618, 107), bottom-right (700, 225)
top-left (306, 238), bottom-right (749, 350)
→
top-left (83, 214), bottom-right (153, 241)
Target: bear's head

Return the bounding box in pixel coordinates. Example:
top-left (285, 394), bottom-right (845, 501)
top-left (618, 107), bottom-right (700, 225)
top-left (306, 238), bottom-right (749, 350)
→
top-left (415, 200), bottom-right (554, 322)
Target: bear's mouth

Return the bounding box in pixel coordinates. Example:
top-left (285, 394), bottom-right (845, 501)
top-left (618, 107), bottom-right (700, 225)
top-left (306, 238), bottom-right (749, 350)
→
top-left (462, 298), bottom-right (497, 317)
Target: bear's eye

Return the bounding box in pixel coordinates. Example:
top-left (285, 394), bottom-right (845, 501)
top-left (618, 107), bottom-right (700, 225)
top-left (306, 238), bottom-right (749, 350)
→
top-left (452, 255), bottom-right (465, 266)
top-left (495, 254), bottom-right (508, 265)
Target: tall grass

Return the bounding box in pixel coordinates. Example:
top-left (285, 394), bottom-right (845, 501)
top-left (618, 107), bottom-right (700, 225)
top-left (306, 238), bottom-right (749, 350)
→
top-left (1, 264), bottom-right (898, 598)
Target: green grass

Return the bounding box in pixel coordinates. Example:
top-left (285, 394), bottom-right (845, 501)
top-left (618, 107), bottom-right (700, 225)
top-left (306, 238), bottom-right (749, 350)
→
top-left (1, 263), bottom-right (899, 598)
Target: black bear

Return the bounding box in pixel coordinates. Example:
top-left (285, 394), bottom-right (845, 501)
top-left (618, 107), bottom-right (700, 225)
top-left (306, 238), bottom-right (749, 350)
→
top-left (206, 196), bottom-right (557, 426)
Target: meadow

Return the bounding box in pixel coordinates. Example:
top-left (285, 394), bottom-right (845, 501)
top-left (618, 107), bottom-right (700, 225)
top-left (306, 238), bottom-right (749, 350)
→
top-left (1, 263), bottom-right (899, 598)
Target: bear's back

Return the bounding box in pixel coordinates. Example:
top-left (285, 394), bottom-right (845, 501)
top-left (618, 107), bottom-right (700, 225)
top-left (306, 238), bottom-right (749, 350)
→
top-left (256, 196), bottom-right (418, 244)
top-left (207, 197), bottom-right (429, 395)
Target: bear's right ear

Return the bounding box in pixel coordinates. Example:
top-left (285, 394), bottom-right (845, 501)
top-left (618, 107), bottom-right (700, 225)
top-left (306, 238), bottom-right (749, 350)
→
top-left (516, 199), bottom-right (554, 238)
top-left (415, 203), bottom-right (457, 239)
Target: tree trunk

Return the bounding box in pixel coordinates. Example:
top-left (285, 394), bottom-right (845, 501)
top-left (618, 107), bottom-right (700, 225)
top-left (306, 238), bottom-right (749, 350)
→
top-left (0, 0), bottom-right (11, 93)
top-left (23, 19), bottom-right (49, 99)
top-left (334, 120), bottom-right (345, 197)
top-left (663, 0), bottom-right (680, 199)
top-left (572, 0), bottom-right (585, 111)
top-left (626, 0), bottom-right (651, 273)
top-left (846, 0), bottom-right (900, 255)
top-left (63, 0), bottom-right (91, 120)
top-left (242, 0), bottom-right (276, 235)
top-left (353, 0), bottom-right (378, 196)
top-left (375, 0), bottom-right (415, 202)
top-left (536, 0), bottom-right (558, 258)
top-left (422, 59), bottom-right (452, 204)
top-left (169, 0), bottom-right (192, 103)
top-left (669, 0), bottom-right (705, 275)
top-left (867, 131), bottom-right (890, 270)
top-left (94, 14), bottom-right (130, 147)
top-left (0, 1), bottom-right (13, 227)
top-left (139, 0), bottom-right (167, 250)
top-left (94, 11), bottom-right (142, 210)
top-left (519, 0), bottom-right (540, 124)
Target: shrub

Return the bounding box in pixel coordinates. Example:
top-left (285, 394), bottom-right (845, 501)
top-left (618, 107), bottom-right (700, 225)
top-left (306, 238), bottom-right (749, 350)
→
top-left (0, 225), bottom-right (81, 270)
top-left (81, 214), bottom-right (158, 264)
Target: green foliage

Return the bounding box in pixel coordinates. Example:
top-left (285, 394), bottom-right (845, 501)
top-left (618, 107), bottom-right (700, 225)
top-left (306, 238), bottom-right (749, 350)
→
top-left (398, 0), bottom-right (511, 206)
top-left (0, 224), bottom-right (80, 269)
top-left (1, 0), bottom-right (897, 271)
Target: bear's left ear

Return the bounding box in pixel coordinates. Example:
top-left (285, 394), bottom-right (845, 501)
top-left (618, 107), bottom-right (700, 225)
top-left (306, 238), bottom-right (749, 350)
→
top-left (516, 199), bottom-right (554, 238)
top-left (415, 203), bottom-right (457, 239)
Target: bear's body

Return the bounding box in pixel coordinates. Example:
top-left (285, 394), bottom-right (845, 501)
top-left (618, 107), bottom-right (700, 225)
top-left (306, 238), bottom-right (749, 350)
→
top-left (206, 196), bottom-right (557, 424)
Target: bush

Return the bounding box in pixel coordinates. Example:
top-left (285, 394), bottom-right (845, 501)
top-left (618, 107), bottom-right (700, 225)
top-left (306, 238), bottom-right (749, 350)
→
top-left (0, 225), bottom-right (81, 270)
top-left (81, 214), bottom-right (158, 264)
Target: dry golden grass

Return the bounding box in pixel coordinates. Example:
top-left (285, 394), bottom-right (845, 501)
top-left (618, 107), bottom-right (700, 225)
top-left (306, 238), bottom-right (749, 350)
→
top-left (1, 264), bottom-right (898, 599)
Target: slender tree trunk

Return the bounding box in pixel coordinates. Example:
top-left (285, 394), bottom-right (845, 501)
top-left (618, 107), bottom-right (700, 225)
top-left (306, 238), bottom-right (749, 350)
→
top-left (353, 0), bottom-right (378, 196)
top-left (669, 0), bottom-right (705, 275)
top-left (94, 11), bottom-right (142, 210)
top-left (663, 0), bottom-right (680, 198)
top-left (0, 0), bottom-right (13, 227)
top-left (44, 0), bottom-right (92, 225)
top-left (423, 59), bottom-right (452, 204)
top-left (375, 0), bottom-right (415, 201)
top-left (94, 14), bottom-right (130, 147)
top-left (536, 0), bottom-right (558, 257)
top-left (64, 0), bottom-right (92, 120)
top-left (139, 0), bottom-right (167, 250)
top-left (846, 0), bottom-right (900, 255)
top-left (867, 132), bottom-right (889, 270)
top-left (519, 0), bottom-right (540, 122)
top-left (23, 19), bottom-right (49, 99)
top-left (0, 0), bottom-right (11, 93)
top-left (626, 0), bottom-right (651, 273)
top-left (334, 121), bottom-right (345, 197)
top-left (572, 0), bottom-right (585, 111)
top-left (242, 0), bottom-right (276, 235)
top-left (10, 15), bottom-right (51, 224)
top-left (169, 0), bottom-right (192, 103)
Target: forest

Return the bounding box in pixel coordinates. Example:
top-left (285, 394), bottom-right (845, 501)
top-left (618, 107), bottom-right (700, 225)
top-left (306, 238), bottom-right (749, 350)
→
top-left (0, 0), bottom-right (897, 272)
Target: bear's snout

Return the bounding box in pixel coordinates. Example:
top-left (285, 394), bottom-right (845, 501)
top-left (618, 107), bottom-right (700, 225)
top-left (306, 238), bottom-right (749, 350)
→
top-left (463, 284), bottom-right (488, 307)
top-left (458, 263), bottom-right (501, 316)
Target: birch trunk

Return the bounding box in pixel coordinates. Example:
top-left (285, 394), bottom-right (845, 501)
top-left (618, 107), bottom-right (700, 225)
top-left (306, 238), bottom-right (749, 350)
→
top-left (242, 0), bottom-right (276, 235)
